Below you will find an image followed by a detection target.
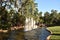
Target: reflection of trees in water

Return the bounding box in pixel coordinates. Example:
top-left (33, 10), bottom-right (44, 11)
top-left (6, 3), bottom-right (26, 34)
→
top-left (0, 28), bottom-right (24, 40)
top-left (7, 29), bottom-right (24, 40)
top-left (0, 28), bottom-right (51, 40)
top-left (0, 32), bottom-right (9, 40)
top-left (0, 32), bottom-right (3, 40)
top-left (39, 27), bottom-right (51, 40)
top-left (25, 27), bottom-right (51, 40)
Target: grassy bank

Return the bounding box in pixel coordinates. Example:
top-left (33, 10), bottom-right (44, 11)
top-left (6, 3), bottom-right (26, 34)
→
top-left (50, 35), bottom-right (60, 40)
top-left (47, 26), bottom-right (60, 40)
top-left (47, 26), bottom-right (60, 34)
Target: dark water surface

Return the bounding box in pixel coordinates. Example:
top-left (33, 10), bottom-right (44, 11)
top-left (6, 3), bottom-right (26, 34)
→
top-left (25, 27), bottom-right (51, 40)
top-left (0, 27), bottom-right (51, 40)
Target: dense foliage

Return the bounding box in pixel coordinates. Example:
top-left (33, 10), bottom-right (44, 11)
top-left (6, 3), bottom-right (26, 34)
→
top-left (0, 7), bottom-right (25, 29)
top-left (38, 10), bottom-right (60, 26)
top-left (0, 0), bottom-right (60, 30)
top-left (0, 0), bottom-right (37, 29)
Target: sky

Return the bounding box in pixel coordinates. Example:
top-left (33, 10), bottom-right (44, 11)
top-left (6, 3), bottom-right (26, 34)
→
top-left (35, 0), bottom-right (60, 13)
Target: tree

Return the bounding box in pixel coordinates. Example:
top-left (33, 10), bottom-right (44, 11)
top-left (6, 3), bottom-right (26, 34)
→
top-left (0, 7), bottom-right (11, 29)
top-left (34, 8), bottom-right (39, 22)
top-left (0, 0), bottom-right (38, 29)
top-left (0, 0), bottom-right (26, 29)
top-left (44, 11), bottom-right (50, 25)
top-left (43, 9), bottom-right (60, 26)
top-left (50, 10), bottom-right (58, 25)
top-left (38, 12), bottom-right (44, 23)
top-left (12, 13), bottom-right (25, 26)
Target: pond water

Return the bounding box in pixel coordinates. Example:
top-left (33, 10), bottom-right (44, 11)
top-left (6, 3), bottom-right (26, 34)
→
top-left (0, 27), bottom-right (51, 40)
top-left (25, 27), bottom-right (51, 40)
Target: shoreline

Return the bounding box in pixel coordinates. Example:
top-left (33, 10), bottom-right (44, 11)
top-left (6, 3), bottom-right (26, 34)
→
top-left (46, 28), bottom-right (52, 40)
top-left (0, 26), bottom-right (23, 33)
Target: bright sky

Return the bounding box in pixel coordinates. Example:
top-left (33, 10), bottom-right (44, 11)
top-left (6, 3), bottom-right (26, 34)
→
top-left (35, 0), bottom-right (60, 13)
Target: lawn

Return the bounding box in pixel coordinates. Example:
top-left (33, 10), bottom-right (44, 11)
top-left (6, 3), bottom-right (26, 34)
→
top-left (50, 35), bottom-right (60, 40)
top-left (47, 26), bottom-right (60, 34)
top-left (47, 26), bottom-right (60, 40)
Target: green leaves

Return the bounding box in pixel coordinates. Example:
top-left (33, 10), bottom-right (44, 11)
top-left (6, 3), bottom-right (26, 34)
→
top-left (0, 0), bottom-right (38, 29)
top-left (0, 7), bottom-right (26, 30)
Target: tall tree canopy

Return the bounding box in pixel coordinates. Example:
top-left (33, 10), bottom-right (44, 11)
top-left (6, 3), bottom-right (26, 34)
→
top-left (0, 0), bottom-right (38, 29)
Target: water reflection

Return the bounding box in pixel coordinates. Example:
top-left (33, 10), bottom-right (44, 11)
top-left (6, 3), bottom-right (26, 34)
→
top-left (25, 27), bottom-right (51, 40)
top-left (8, 30), bottom-right (16, 40)
top-left (0, 27), bottom-right (51, 40)
top-left (7, 29), bottom-right (25, 40)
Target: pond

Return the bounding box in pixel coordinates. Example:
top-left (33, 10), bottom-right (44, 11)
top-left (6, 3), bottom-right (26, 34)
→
top-left (0, 27), bottom-right (51, 40)
top-left (25, 27), bottom-right (51, 40)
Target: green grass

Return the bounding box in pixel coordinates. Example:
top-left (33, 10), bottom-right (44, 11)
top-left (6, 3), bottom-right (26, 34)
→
top-left (47, 26), bottom-right (60, 34)
top-left (50, 35), bottom-right (60, 40)
top-left (47, 26), bottom-right (60, 40)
